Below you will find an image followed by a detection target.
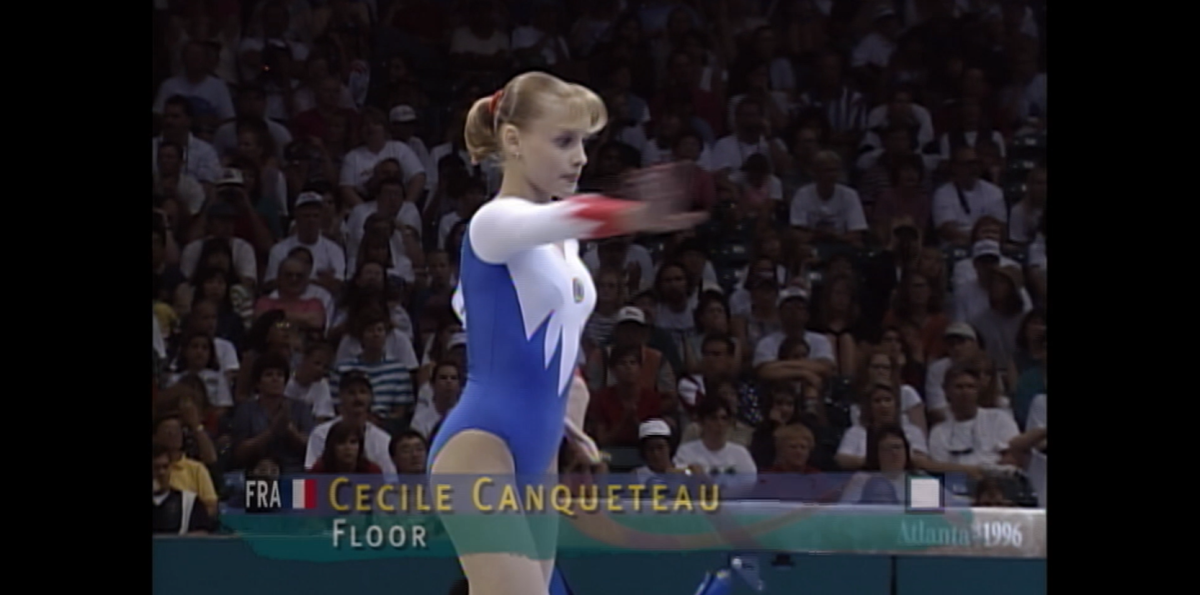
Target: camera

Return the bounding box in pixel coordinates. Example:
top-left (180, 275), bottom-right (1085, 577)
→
top-left (218, 188), bottom-right (243, 203)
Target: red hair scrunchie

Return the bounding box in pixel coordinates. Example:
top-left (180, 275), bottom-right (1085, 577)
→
top-left (488, 89), bottom-right (504, 115)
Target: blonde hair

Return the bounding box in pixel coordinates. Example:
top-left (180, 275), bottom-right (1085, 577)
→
top-left (464, 71), bottom-right (607, 165)
top-left (774, 423), bottom-right (815, 449)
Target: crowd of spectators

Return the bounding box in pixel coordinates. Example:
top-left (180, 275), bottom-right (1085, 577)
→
top-left (151, 0), bottom-right (1047, 535)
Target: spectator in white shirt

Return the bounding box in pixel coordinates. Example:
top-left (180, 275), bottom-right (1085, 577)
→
top-left (926, 364), bottom-right (1020, 479)
top-left (1010, 392), bottom-right (1047, 508)
top-left (754, 287), bottom-right (836, 379)
top-left (950, 222), bottom-right (1020, 289)
top-left (285, 342), bottom-right (336, 422)
top-left (932, 146), bottom-right (1007, 246)
top-left (264, 192), bottom-right (347, 295)
top-left (790, 150), bottom-right (868, 245)
top-left (212, 83), bottom-right (294, 162)
top-left (154, 140), bottom-right (207, 216)
top-left (388, 105), bottom-right (434, 196)
top-left (153, 40), bottom-right (237, 122)
top-left (998, 41), bottom-right (1046, 128)
top-left (239, 1), bottom-right (310, 65)
top-left (410, 361), bottom-right (462, 439)
top-left (748, 26), bottom-right (796, 93)
top-left (436, 176), bottom-right (487, 251)
top-left (673, 398), bottom-right (758, 497)
top-left (863, 85), bottom-right (935, 153)
top-left (582, 236), bottom-right (656, 295)
top-left (726, 62), bottom-right (792, 136)
top-left (180, 204), bottom-right (259, 286)
top-left (836, 382), bottom-right (929, 471)
top-left (346, 177), bottom-right (423, 269)
top-left (339, 107), bottom-right (427, 207)
top-left (851, 7), bottom-right (901, 72)
top-left (511, 3), bottom-right (570, 68)
top-left (923, 322), bottom-right (982, 425)
top-left (969, 265), bottom-right (1029, 374)
top-left (710, 97), bottom-right (793, 180)
top-left (1008, 165), bottom-right (1045, 245)
top-left (953, 240), bottom-right (1032, 324)
top-left (652, 262), bottom-right (696, 336)
top-left (153, 95), bottom-right (223, 187)
top-left (305, 371), bottom-right (398, 475)
top-left (449, 2), bottom-right (511, 72)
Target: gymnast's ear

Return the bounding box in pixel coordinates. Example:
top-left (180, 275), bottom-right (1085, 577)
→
top-left (500, 123), bottom-right (522, 160)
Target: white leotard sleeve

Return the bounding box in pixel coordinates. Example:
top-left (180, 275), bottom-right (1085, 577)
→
top-left (468, 195), bottom-right (638, 264)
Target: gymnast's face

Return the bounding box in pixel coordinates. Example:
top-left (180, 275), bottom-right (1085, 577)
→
top-left (507, 102), bottom-right (590, 200)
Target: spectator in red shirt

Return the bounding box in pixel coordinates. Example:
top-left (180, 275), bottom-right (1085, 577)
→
top-left (292, 76), bottom-right (360, 144)
top-left (653, 51), bottom-right (725, 137)
top-left (309, 420), bottom-right (383, 473)
top-left (254, 256), bottom-right (327, 334)
top-left (589, 344), bottom-right (664, 447)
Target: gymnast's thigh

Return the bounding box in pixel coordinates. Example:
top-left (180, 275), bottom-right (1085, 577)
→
top-left (536, 449), bottom-right (561, 586)
top-left (430, 429), bottom-right (543, 559)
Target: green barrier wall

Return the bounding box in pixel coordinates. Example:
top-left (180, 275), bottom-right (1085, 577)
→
top-left (153, 538), bottom-right (1045, 595)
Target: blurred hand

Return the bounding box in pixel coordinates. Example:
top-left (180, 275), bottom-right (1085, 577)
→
top-left (179, 398), bottom-right (201, 428)
top-left (564, 418), bottom-right (603, 465)
top-left (271, 406), bottom-right (291, 434)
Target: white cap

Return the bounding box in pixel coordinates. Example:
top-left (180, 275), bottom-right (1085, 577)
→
top-left (616, 306), bottom-right (646, 325)
top-left (638, 419), bottom-right (671, 439)
top-left (972, 240), bottom-right (1002, 260)
top-left (944, 322), bottom-right (977, 341)
top-left (294, 191), bottom-right (323, 209)
top-left (389, 105), bottom-right (417, 123)
top-left (448, 332), bottom-right (467, 349)
top-left (700, 280), bottom-right (724, 296)
top-left (216, 168), bottom-right (244, 187)
top-left (776, 286), bottom-right (809, 307)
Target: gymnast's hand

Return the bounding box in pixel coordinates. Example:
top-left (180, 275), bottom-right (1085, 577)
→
top-left (615, 162), bottom-right (709, 235)
top-left (565, 375), bottom-right (604, 465)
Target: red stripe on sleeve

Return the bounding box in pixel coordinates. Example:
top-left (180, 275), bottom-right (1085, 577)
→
top-left (305, 479), bottom-right (318, 509)
top-left (567, 195), bottom-right (636, 239)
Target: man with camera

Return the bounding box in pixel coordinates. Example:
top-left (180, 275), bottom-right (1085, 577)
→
top-left (179, 169), bottom-right (272, 288)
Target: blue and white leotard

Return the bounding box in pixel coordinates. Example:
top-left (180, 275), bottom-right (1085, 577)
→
top-left (428, 194), bottom-right (635, 478)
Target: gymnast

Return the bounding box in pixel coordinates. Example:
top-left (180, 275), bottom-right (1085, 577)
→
top-left (426, 70), bottom-right (706, 595)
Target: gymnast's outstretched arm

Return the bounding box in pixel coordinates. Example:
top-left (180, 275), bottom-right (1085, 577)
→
top-left (468, 195), bottom-right (643, 264)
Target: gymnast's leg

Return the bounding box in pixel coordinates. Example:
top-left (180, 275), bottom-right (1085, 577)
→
top-left (431, 430), bottom-right (549, 595)
top-left (536, 449), bottom-right (560, 590)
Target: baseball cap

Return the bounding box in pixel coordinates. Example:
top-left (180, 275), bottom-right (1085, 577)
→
top-left (616, 306), bottom-right (646, 325)
top-left (972, 240), bottom-right (1002, 260)
top-left (389, 105), bottom-right (417, 123)
top-left (638, 419), bottom-right (671, 439)
top-left (339, 370), bottom-right (374, 393)
top-left (944, 322), bottom-right (978, 341)
top-left (217, 168), bottom-right (245, 187)
top-left (294, 191), bottom-right (323, 209)
top-left (776, 286), bottom-right (809, 307)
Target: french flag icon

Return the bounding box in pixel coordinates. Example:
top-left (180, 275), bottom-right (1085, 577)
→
top-left (286, 478), bottom-right (318, 510)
